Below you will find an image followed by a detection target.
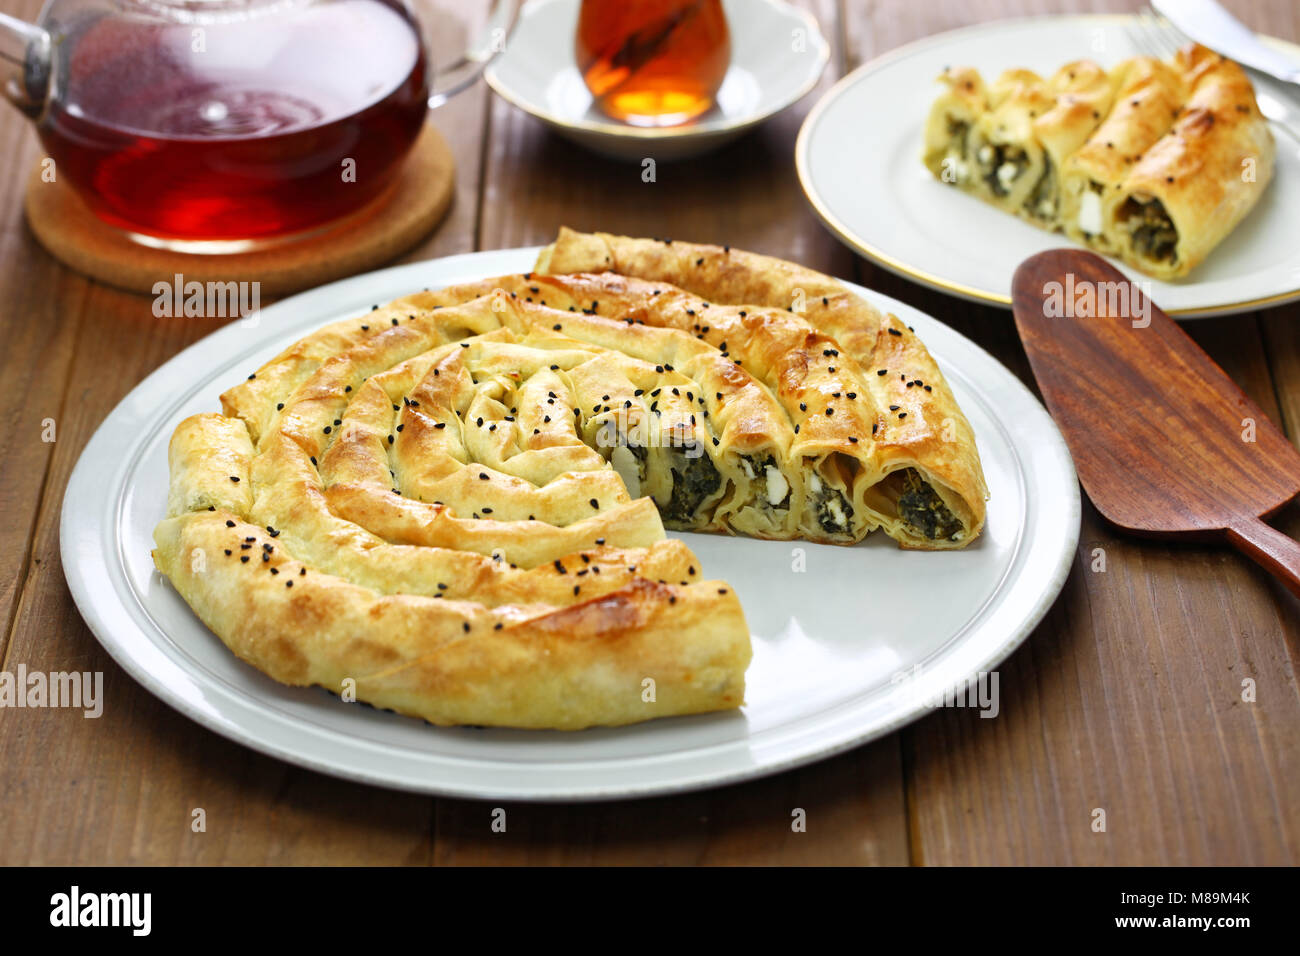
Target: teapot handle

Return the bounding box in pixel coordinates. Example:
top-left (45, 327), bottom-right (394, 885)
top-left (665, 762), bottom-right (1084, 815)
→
top-left (427, 0), bottom-right (521, 109)
top-left (0, 12), bottom-right (50, 117)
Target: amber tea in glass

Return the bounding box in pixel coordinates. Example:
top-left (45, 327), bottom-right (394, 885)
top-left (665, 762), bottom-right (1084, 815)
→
top-left (576, 0), bottom-right (730, 127)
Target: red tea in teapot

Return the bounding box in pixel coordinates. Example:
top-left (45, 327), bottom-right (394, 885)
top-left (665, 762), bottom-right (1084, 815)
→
top-left (38, 0), bottom-right (429, 242)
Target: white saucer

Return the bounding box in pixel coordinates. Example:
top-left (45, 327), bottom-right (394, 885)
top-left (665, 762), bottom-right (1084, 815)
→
top-left (485, 0), bottom-right (830, 161)
top-left (797, 14), bottom-right (1300, 317)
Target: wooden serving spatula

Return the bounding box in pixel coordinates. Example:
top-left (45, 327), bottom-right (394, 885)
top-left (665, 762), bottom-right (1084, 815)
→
top-left (1011, 249), bottom-right (1300, 598)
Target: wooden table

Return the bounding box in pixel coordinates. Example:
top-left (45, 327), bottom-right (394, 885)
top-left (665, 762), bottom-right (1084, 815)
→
top-left (3, 0), bottom-right (1297, 866)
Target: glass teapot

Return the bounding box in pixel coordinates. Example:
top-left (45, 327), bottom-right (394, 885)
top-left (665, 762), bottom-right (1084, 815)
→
top-left (0, 0), bottom-right (518, 247)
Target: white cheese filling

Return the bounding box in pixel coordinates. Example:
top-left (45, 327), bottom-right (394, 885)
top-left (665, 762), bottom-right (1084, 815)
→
top-left (611, 445), bottom-right (641, 499)
top-left (764, 466), bottom-right (788, 507)
top-left (1078, 190), bottom-right (1103, 236)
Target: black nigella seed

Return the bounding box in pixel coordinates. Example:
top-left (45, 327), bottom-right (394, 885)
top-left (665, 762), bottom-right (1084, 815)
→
top-left (391, 317), bottom-right (398, 326)
top-left (888, 328), bottom-right (902, 337)
top-left (230, 476), bottom-right (240, 482)
top-left (240, 556), bottom-right (249, 563)
top-left (590, 498), bottom-right (599, 509)
top-left (899, 412), bottom-right (907, 419)
top-left (877, 369), bottom-right (887, 376)
top-left (463, 623), bottom-right (470, 633)
top-left (825, 408), bottom-right (833, 416)
top-left (270, 567), bottom-right (279, 575)
top-left (479, 473), bottom-right (490, 480)
top-left (849, 436), bottom-right (858, 443)
top-left (889, 404), bottom-right (899, 411)
top-left (847, 392), bottom-right (857, 400)
top-left (276, 403), bottom-right (284, 410)
top-left (225, 520), bottom-right (235, 527)
top-left (224, 549), bottom-right (232, 556)
top-left (286, 581), bottom-right (293, 588)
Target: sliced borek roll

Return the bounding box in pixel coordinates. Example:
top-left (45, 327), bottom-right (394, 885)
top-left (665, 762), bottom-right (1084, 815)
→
top-left (922, 67), bottom-right (989, 192)
top-left (1108, 46), bottom-right (1274, 279)
top-left (1022, 60), bottom-right (1116, 227)
top-left (1058, 55), bottom-right (1186, 253)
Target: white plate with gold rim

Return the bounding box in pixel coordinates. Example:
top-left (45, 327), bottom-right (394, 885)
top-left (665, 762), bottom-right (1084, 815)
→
top-left (60, 246), bottom-right (1078, 801)
top-left (796, 14), bottom-right (1300, 317)
top-left (485, 0), bottom-right (830, 161)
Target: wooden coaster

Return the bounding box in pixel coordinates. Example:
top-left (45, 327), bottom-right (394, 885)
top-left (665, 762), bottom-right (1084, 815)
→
top-left (24, 122), bottom-right (455, 298)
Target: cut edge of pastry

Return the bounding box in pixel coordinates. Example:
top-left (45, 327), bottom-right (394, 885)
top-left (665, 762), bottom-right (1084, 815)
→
top-left (923, 44), bottom-right (1276, 280)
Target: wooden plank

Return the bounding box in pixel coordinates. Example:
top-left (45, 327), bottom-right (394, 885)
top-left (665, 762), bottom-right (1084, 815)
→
top-left (2, 0), bottom-right (1296, 866)
top-left (842, 0), bottom-right (1300, 864)
top-left (0, 0), bottom-right (82, 663)
top-left (0, 1), bottom-right (493, 863)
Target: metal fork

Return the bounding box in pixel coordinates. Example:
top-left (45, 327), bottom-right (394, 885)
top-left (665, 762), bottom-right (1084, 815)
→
top-left (1128, 7), bottom-right (1300, 146)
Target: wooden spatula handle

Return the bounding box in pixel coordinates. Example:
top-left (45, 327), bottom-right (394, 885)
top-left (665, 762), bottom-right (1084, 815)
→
top-left (1225, 518), bottom-right (1300, 599)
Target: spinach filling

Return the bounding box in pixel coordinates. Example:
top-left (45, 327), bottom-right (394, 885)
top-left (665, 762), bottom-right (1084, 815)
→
top-left (742, 454), bottom-right (791, 511)
top-left (662, 443), bottom-right (722, 524)
top-left (1121, 196), bottom-right (1178, 262)
top-left (977, 142), bottom-right (1028, 197)
top-left (1025, 155), bottom-right (1055, 220)
top-left (897, 468), bottom-right (963, 540)
top-left (809, 477), bottom-right (853, 534)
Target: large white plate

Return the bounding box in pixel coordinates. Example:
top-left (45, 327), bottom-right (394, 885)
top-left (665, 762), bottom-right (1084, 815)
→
top-left (796, 14), bottom-right (1300, 317)
top-left (60, 247), bottom-right (1079, 801)
top-left (485, 0), bottom-right (829, 161)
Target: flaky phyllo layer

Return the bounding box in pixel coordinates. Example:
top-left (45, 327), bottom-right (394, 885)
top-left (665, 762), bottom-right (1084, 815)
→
top-left (153, 229), bottom-right (988, 730)
top-left (923, 44), bottom-right (1275, 280)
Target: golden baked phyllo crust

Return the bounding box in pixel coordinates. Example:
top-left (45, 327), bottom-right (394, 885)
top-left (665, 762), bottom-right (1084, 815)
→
top-left (152, 229), bottom-right (989, 731)
top-left (924, 44), bottom-right (1275, 279)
